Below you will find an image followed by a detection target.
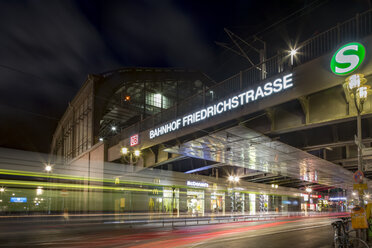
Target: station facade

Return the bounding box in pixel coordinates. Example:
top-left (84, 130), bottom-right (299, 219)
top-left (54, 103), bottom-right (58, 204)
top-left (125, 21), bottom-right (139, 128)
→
top-left (48, 11), bottom-right (372, 215)
top-left (51, 68), bottom-right (214, 161)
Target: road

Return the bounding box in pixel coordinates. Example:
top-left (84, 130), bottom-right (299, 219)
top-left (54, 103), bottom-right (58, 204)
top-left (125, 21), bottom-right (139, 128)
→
top-left (0, 216), bottom-right (337, 247)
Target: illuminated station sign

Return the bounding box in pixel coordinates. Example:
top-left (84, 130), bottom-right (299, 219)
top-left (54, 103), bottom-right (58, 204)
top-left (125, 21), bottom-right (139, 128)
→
top-left (330, 42), bottom-right (365, 75)
top-left (10, 197), bottom-right (27, 203)
top-left (149, 73), bottom-right (293, 139)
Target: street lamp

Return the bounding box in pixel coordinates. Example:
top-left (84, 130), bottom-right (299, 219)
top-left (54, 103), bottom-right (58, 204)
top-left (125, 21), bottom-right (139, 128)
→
top-left (289, 47), bottom-right (298, 66)
top-left (121, 147), bottom-right (128, 155)
top-left (344, 74), bottom-right (370, 172)
top-left (44, 164), bottom-right (52, 214)
top-left (228, 175), bottom-right (239, 183)
top-left (344, 74), bottom-right (371, 208)
top-left (290, 49), bottom-right (297, 65)
top-left (290, 49), bottom-right (297, 56)
top-left (134, 150), bottom-right (140, 157)
top-left (45, 164), bottom-right (52, 172)
top-left (120, 147), bottom-right (141, 165)
top-left (347, 74), bottom-right (371, 209)
top-left (305, 187), bottom-right (312, 193)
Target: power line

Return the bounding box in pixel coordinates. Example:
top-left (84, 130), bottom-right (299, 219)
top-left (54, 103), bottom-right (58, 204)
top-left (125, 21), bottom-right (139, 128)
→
top-left (253, 0), bottom-right (328, 37)
top-left (0, 103), bottom-right (59, 121)
top-left (0, 64), bottom-right (51, 83)
top-left (211, 0), bottom-right (328, 77)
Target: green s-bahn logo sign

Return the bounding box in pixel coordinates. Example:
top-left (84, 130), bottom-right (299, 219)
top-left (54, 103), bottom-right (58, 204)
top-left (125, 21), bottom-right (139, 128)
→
top-left (330, 42), bottom-right (365, 75)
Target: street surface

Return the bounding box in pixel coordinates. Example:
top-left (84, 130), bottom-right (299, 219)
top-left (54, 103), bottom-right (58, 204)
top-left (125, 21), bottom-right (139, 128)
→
top-left (0, 216), bottom-right (338, 247)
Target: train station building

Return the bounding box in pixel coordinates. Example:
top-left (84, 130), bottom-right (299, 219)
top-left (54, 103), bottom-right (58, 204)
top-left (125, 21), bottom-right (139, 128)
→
top-left (47, 11), bottom-right (372, 215)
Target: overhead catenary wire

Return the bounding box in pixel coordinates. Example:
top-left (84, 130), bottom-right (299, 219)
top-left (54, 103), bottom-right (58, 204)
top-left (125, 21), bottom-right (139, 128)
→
top-left (211, 0), bottom-right (329, 78)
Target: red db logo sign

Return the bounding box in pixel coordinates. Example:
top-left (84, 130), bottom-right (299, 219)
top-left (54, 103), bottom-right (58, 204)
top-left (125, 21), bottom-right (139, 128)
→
top-left (130, 134), bottom-right (139, 147)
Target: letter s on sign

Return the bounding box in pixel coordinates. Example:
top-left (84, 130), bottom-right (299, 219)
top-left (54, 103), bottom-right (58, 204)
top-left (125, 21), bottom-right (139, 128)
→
top-left (330, 42), bottom-right (365, 76)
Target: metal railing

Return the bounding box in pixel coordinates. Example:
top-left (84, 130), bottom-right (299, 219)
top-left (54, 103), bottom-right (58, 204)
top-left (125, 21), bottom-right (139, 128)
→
top-left (110, 10), bottom-right (372, 146)
top-left (0, 211), bottom-right (349, 229)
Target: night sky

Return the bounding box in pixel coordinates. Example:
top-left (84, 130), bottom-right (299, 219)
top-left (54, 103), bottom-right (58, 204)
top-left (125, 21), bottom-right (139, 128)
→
top-left (0, 0), bottom-right (370, 153)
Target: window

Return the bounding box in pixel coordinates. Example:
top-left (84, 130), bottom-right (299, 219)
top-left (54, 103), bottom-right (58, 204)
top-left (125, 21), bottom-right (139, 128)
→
top-left (146, 93), bottom-right (171, 109)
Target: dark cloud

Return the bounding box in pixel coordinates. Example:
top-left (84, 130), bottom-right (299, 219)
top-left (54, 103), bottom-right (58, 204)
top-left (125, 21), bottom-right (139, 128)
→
top-left (99, 1), bottom-right (216, 68)
top-left (0, 0), bottom-right (119, 152)
top-left (0, 0), bottom-right (218, 152)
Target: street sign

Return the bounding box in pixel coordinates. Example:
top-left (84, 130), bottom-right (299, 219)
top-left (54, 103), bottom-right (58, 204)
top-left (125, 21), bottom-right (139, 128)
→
top-left (362, 147), bottom-right (372, 156)
top-left (353, 183), bottom-right (368, 190)
top-left (365, 162), bottom-right (372, 172)
top-left (351, 206), bottom-right (368, 229)
top-left (354, 170), bottom-right (364, 183)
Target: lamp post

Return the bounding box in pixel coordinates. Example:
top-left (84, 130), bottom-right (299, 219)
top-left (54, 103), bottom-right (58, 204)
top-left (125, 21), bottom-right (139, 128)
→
top-left (44, 164), bottom-right (52, 214)
top-left (120, 147), bottom-right (141, 165)
top-left (344, 74), bottom-right (370, 207)
top-left (289, 48), bottom-right (297, 66)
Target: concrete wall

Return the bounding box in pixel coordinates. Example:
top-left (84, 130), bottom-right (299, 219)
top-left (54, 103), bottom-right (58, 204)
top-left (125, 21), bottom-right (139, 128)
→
top-left (70, 142), bottom-right (105, 211)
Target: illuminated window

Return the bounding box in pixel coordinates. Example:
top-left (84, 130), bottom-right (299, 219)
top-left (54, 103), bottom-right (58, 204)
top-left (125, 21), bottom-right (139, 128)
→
top-left (146, 93), bottom-right (171, 109)
top-left (154, 94), bottom-right (162, 107)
